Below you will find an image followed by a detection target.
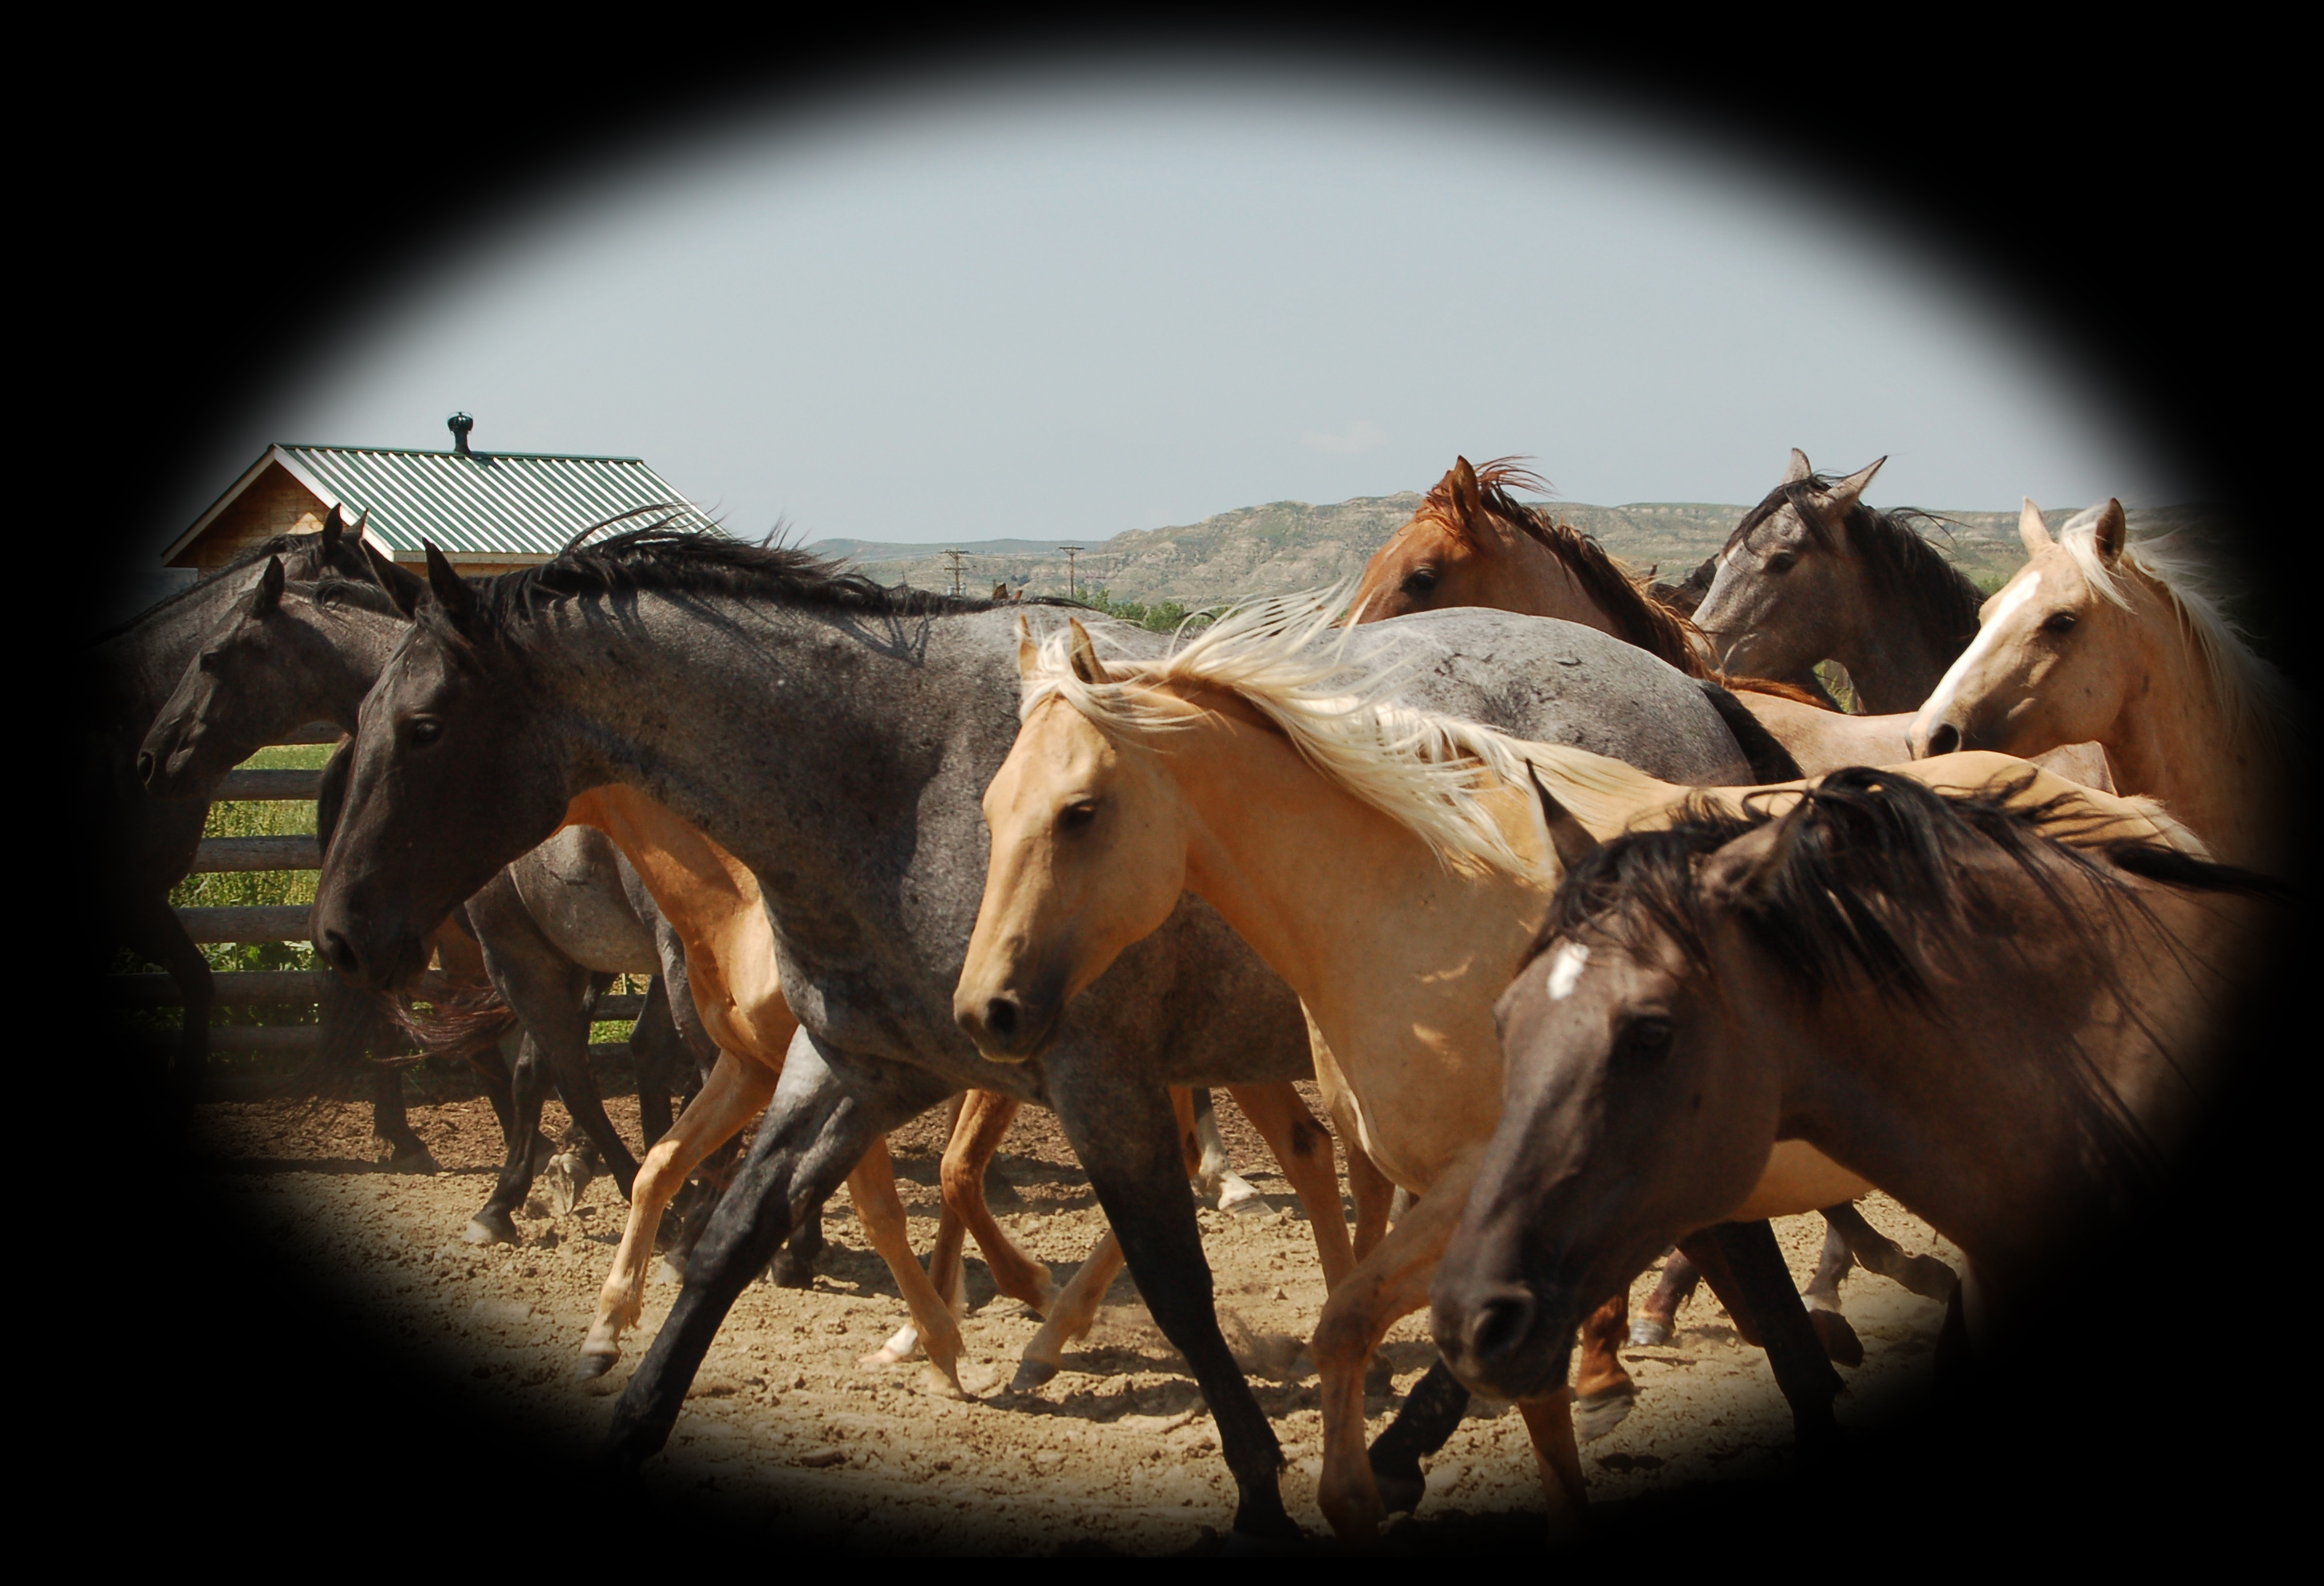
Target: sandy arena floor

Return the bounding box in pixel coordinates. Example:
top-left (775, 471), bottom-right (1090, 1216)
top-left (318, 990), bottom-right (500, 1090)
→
top-left (190, 1080), bottom-right (1961, 1553)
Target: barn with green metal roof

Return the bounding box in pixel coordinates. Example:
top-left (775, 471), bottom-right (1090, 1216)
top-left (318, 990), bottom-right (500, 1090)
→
top-left (163, 413), bottom-right (719, 577)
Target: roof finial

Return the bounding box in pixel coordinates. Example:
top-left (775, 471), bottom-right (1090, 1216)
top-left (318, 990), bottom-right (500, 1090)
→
top-left (448, 412), bottom-right (475, 458)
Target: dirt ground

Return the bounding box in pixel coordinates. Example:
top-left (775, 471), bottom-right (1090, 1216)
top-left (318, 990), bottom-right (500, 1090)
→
top-left (191, 1080), bottom-right (1962, 1554)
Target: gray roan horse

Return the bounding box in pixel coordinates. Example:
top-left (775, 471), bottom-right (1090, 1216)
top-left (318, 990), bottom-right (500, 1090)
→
top-left (138, 560), bottom-right (722, 1244)
top-left (87, 510), bottom-right (403, 1104)
top-left (1692, 450), bottom-right (1985, 713)
top-left (311, 531), bottom-right (1819, 1543)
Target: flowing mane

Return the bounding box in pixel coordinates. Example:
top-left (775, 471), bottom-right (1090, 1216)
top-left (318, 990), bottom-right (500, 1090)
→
top-left (88, 532), bottom-right (354, 645)
top-left (1723, 475), bottom-right (1985, 653)
top-left (1020, 590), bottom-right (1678, 878)
top-left (1417, 459), bottom-right (1712, 674)
top-left (2054, 506), bottom-right (2296, 762)
top-left (1529, 766), bottom-right (2275, 1008)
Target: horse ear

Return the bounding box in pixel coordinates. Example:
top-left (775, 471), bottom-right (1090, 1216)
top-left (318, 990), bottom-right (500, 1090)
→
top-left (1450, 456), bottom-right (1483, 522)
top-left (2092, 499), bottom-right (2128, 564)
top-left (362, 541), bottom-right (421, 617)
top-left (318, 505), bottom-right (344, 558)
top-left (2018, 497), bottom-right (2053, 554)
top-left (1825, 456), bottom-right (1886, 511)
top-left (1781, 448), bottom-right (1813, 485)
top-left (1527, 761), bottom-right (1600, 874)
top-left (251, 554), bottom-right (286, 615)
top-left (1066, 618), bottom-right (1115, 685)
top-left (423, 541), bottom-right (478, 632)
top-left (1016, 613), bottom-right (1038, 677)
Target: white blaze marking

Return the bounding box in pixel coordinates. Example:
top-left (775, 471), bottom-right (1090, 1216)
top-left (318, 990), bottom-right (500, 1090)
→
top-left (1919, 574), bottom-right (2039, 726)
top-left (1546, 942), bottom-right (1591, 1000)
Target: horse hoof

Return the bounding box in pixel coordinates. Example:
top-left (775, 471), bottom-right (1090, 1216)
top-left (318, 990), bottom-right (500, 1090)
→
top-left (650, 1256), bottom-right (685, 1286)
top-left (1372, 1471), bottom-right (1424, 1516)
top-left (462, 1213), bottom-right (518, 1246)
top-left (1010, 1358), bottom-right (1061, 1393)
top-left (865, 1324), bottom-right (921, 1365)
top-left (1217, 1177), bottom-right (1267, 1215)
top-left (539, 1156), bottom-right (582, 1217)
top-left (1628, 1318), bottom-right (1671, 1348)
top-left (1808, 1307), bottom-right (1865, 1367)
top-left (385, 1146), bottom-right (440, 1174)
top-left (918, 1363), bottom-right (969, 1401)
top-left (574, 1350), bottom-right (617, 1383)
top-left (1901, 1255), bottom-right (1959, 1301)
top-left (766, 1248), bottom-right (817, 1290)
top-left (1572, 1386), bottom-right (1636, 1442)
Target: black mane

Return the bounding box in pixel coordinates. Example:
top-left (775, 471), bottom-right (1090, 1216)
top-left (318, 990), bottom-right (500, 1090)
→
top-left (1723, 476), bottom-right (1985, 649)
top-left (434, 526), bottom-right (1080, 648)
top-left (89, 532), bottom-right (358, 645)
top-left (1529, 766), bottom-right (2280, 1008)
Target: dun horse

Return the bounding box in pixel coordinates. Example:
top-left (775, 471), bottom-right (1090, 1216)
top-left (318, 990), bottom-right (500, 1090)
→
top-left (1433, 768), bottom-right (2271, 1403)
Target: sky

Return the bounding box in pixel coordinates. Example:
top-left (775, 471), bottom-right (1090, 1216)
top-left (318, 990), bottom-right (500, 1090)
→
top-left (162, 58), bottom-right (2184, 554)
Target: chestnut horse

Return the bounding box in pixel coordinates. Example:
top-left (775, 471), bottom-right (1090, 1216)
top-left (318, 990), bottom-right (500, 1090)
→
top-left (1909, 498), bottom-right (2295, 871)
top-left (954, 604), bottom-right (2178, 1537)
top-left (1434, 767), bottom-right (2273, 1403)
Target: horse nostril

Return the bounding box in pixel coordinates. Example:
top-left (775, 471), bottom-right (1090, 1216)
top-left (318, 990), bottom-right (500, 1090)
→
top-left (318, 929), bottom-right (358, 976)
top-left (984, 996), bottom-right (1020, 1044)
top-left (136, 752), bottom-right (156, 786)
top-left (1925, 722), bottom-right (1960, 757)
top-left (1466, 1291), bottom-right (1539, 1367)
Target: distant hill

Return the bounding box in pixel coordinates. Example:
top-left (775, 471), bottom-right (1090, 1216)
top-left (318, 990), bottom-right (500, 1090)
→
top-left (808, 497), bottom-right (2231, 608)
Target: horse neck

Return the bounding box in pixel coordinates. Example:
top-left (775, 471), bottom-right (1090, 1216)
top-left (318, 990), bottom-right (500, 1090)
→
top-left (1164, 707), bottom-right (1547, 1060)
top-left (2094, 575), bottom-right (2280, 869)
top-left (302, 606), bottom-right (410, 731)
top-left (1823, 558), bottom-right (1970, 713)
top-left (564, 784), bottom-right (791, 1057)
top-left (1766, 860), bottom-right (2224, 1298)
top-left (91, 578), bottom-right (255, 731)
top-left (1489, 522), bottom-right (1631, 640)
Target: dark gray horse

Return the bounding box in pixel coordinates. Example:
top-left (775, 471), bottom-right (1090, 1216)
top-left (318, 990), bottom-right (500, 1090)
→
top-left (140, 561), bottom-right (725, 1238)
top-left (85, 511), bottom-right (401, 1103)
top-left (310, 531), bottom-right (1831, 1544)
top-left (1692, 450), bottom-right (1985, 713)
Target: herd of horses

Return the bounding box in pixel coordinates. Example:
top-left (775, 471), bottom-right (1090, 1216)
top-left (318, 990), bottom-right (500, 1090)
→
top-left (95, 448), bottom-right (2293, 1548)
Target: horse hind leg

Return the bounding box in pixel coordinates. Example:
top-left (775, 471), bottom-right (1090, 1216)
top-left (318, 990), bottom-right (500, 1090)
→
top-left (1825, 1200), bottom-right (1958, 1300)
top-left (1186, 1087), bottom-right (1265, 1214)
top-left (939, 1091), bottom-right (1055, 1315)
top-left (1012, 1229), bottom-right (1124, 1391)
top-left (843, 1137), bottom-right (969, 1399)
top-left (1803, 1213), bottom-right (1867, 1367)
top-left (1633, 1248), bottom-right (1702, 1346)
top-left (1223, 1082), bottom-right (1356, 1290)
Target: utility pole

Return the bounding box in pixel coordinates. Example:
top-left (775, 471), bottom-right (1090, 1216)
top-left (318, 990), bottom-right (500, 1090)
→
top-left (941, 548), bottom-right (965, 598)
top-left (1058, 545), bottom-right (1085, 601)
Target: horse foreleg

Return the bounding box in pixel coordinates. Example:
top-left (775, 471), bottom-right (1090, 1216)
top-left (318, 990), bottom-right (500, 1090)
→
top-left (1315, 1153), bottom-right (1484, 1545)
top-left (1571, 1293), bottom-right (1637, 1440)
top-left (1683, 1221), bottom-right (1844, 1458)
top-left (578, 1047), bottom-right (776, 1381)
top-left (872, 1095), bottom-right (971, 1367)
top-left (1517, 1391), bottom-right (1589, 1544)
top-left (845, 1137), bottom-right (969, 1398)
top-left (465, 1032), bottom-right (554, 1246)
top-left (1012, 1229), bottom-right (1125, 1391)
top-left (940, 1090), bottom-right (1055, 1316)
top-left (1224, 1083), bottom-right (1356, 1292)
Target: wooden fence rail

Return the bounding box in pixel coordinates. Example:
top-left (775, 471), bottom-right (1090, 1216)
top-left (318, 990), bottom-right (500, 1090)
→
top-left (120, 722), bottom-right (647, 1077)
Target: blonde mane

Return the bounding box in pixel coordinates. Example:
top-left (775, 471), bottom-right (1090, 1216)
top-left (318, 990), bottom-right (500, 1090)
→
top-left (2058, 506), bottom-right (2294, 759)
top-left (1019, 590), bottom-right (1679, 877)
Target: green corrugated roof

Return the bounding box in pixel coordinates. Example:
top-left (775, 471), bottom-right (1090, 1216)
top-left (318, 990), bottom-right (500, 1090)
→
top-left (276, 444), bottom-right (720, 556)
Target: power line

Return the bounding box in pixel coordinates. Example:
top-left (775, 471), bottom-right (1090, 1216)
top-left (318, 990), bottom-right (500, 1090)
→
top-left (1057, 544), bottom-right (1085, 600)
top-left (941, 548), bottom-right (965, 598)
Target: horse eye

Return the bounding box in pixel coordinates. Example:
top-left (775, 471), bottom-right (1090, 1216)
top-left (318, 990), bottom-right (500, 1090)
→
top-left (198, 650), bottom-right (222, 673)
top-left (1616, 1016), bottom-right (1673, 1063)
top-left (1764, 552), bottom-right (1797, 574)
top-left (2042, 611), bottom-right (2077, 634)
top-left (405, 718), bottom-right (444, 747)
top-left (1401, 567), bottom-right (1439, 596)
top-left (1059, 801), bottom-right (1098, 833)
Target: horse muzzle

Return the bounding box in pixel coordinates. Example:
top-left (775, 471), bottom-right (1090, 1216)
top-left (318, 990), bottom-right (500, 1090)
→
top-left (1430, 1273), bottom-right (1578, 1404)
top-left (953, 986), bottom-right (1059, 1065)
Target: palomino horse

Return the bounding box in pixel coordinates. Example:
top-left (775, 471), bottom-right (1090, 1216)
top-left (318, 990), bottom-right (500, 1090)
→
top-left (1693, 448), bottom-right (1985, 713)
top-left (952, 608), bottom-right (2128, 1537)
top-left (1909, 498), bottom-right (2295, 871)
top-left (559, 783), bottom-right (1359, 1395)
top-left (1434, 767), bottom-right (2271, 1401)
top-left (310, 530), bottom-right (1773, 1544)
top-left (89, 509), bottom-right (404, 1101)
